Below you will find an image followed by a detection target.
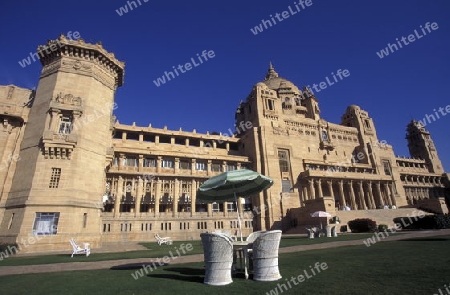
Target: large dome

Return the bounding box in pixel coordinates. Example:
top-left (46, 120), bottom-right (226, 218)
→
top-left (261, 63), bottom-right (301, 94)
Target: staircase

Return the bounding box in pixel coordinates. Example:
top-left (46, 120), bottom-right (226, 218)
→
top-left (285, 208), bottom-right (430, 234)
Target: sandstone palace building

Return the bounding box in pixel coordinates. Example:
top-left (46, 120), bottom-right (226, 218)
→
top-left (0, 36), bottom-right (448, 253)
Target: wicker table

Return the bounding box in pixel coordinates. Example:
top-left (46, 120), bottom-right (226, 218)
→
top-left (232, 241), bottom-right (250, 279)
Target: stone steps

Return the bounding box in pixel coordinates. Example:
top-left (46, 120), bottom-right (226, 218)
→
top-left (285, 208), bottom-right (430, 234)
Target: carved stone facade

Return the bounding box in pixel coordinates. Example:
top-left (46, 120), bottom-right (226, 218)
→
top-left (235, 65), bottom-right (449, 230)
top-left (0, 37), bottom-right (448, 253)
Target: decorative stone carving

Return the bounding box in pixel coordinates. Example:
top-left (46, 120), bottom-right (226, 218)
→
top-left (55, 93), bottom-right (82, 106)
top-left (273, 126), bottom-right (288, 135)
top-left (41, 60), bottom-right (62, 77)
top-left (62, 60), bottom-right (91, 71)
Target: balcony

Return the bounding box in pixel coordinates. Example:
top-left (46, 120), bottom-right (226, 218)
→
top-left (42, 130), bottom-right (77, 159)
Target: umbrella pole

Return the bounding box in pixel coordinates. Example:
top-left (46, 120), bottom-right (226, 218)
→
top-left (234, 191), bottom-right (243, 242)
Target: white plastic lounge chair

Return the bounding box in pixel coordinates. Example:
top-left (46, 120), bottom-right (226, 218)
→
top-left (154, 233), bottom-right (173, 245)
top-left (252, 230), bottom-right (282, 281)
top-left (69, 238), bottom-right (90, 258)
top-left (200, 232), bottom-right (234, 286)
top-left (331, 226), bottom-right (338, 237)
top-left (326, 225), bottom-right (333, 237)
top-left (306, 228), bottom-right (314, 239)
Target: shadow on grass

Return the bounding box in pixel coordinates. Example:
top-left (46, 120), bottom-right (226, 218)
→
top-left (164, 267), bottom-right (205, 276)
top-left (398, 237), bottom-right (450, 242)
top-left (110, 262), bottom-right (168, 270)
top-left (148, 273), bottom-right (204, 284)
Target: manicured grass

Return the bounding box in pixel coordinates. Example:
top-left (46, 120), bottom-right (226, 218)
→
top-left (0, 235), bottom-right (449, 295)
top-left (0, 233), bottom-right (397, 266)
top-left (277, 233), bottom-right (399, 248)
top-left (0, 240), bottom-right (203, 266)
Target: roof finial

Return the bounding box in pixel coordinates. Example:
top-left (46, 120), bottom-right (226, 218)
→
top-left (265, 62), bottom-right (278, 80)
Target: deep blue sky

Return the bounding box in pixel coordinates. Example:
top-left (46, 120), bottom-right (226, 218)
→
top-left (1, 0), bottom-right (449, 171)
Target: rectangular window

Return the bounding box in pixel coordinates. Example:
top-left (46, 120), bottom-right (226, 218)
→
top-left (282, 179), bottom-right (291, 193)
top-left (211, 163), bottom-right (222, 172)
top-left (143, 158), bottom-right (156, 167)
top-left (49, 168), bottom-right (61, 188)
top-left (162, 159), bottom-right (174, 168)
top-left (266, 99), bottom-right (275, 111)
top-left (195, 162), bottom-right (207, 171)
top-left (83, 213), bottom-right (87, 228)
top-left (58, 116), bottom-right (72, 135)
top-left (227, 202), bottom-right (235, 212)
top-left (382, 160), bottom-right (392, 176)
top-left (179, 160), bottom-right (191, 170)
top-left (124, 157), bottom-right (138, 167)
top-left (32, 212), bottom-right (60, 235)
top-left (212, 203), bottom-right (220, 212)
top-left (8, 213), bottom-right (14, 230)
top-left (226, 164), bottom-right (236, 172)
top-left (278, 150), bottom-right (290, 173)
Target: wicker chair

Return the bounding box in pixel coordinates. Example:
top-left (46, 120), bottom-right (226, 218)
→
top-left (200, 233), bottom-right (234, 286)
top-left (252, 230), bottom-right (282, 281)
top-left (246, 231), bottom-right (266, 244)
top-left (214, 230), bottom-right (237, 242)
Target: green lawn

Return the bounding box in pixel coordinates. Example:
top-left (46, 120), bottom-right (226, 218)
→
top-left (0, 235), bottom-right (449, 294)
top-left (0, 233), bottom-right (381, 266)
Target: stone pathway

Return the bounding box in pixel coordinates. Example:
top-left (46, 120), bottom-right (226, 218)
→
top-left (0, 229), bottom-right (449, 277)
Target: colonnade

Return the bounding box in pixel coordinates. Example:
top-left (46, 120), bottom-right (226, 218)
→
top-left (299, 178), bottom-right (397, 210)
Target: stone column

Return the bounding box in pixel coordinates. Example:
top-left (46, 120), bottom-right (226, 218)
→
top-left (338, 180), bottom-right (346, 208)
top-left (207, 203), bottom-right (212, 217)
top-left (207, 160), bottom-right (212, 176)
top-left (375, 182), bottom-right (384, 207)
top-left (155, 178), bottom-right (161, 216)
top-left (130, 178), bottom-right (136, 213)
top-left (135, 176), bottom-right (143, 214)
top-left (156, 156), bottom-right (162, 173)
top-left (114, 176), bottom-right (123, 217)
top-left (72, 110), bottom-right (81, 132)
top-left (298, 182), bottom-right (304, 206)
top-left (348, 181), bottom-right (357, 210)
top-left (388, 183), bottom-right (396, 206)
top-left (191, 159), bottom-right (196, 175)
top-left (224, 201), bottom-right (228, 217)
top-left (118, 154), bottom-right (125, 170)
top-left (365, 182), bottom-right (375, 209)
top-left (327, 180), bottom-right (334, 199)
top-left (174, 158), bottom-right (180, 174)
top-left (191, 179), bottom-right (196, 216)
top-left (358, 181), bottom-right (367, 210)
top-left (302, 185), bottom-right (309, 202)
top-left (425, 188), bottom-right (430, 199)
top-left (173, 178), bottom-right (179, 217)
top-left (149, 179), bottom-right (154, 212)
top-left (382, 183), bottom-right (392, 206)
top-left (138, 155), bottom-right (143, 173)
top-left (316, 179), bottom-right (323, 199)
top-left (308, 179), bottom-right (315, 200)
top-left (49, 108), bottom-right (60, 131)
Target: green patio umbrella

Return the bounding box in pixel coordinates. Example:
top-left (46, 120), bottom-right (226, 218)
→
top-left (197, 169), bottom-right (274, 241)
